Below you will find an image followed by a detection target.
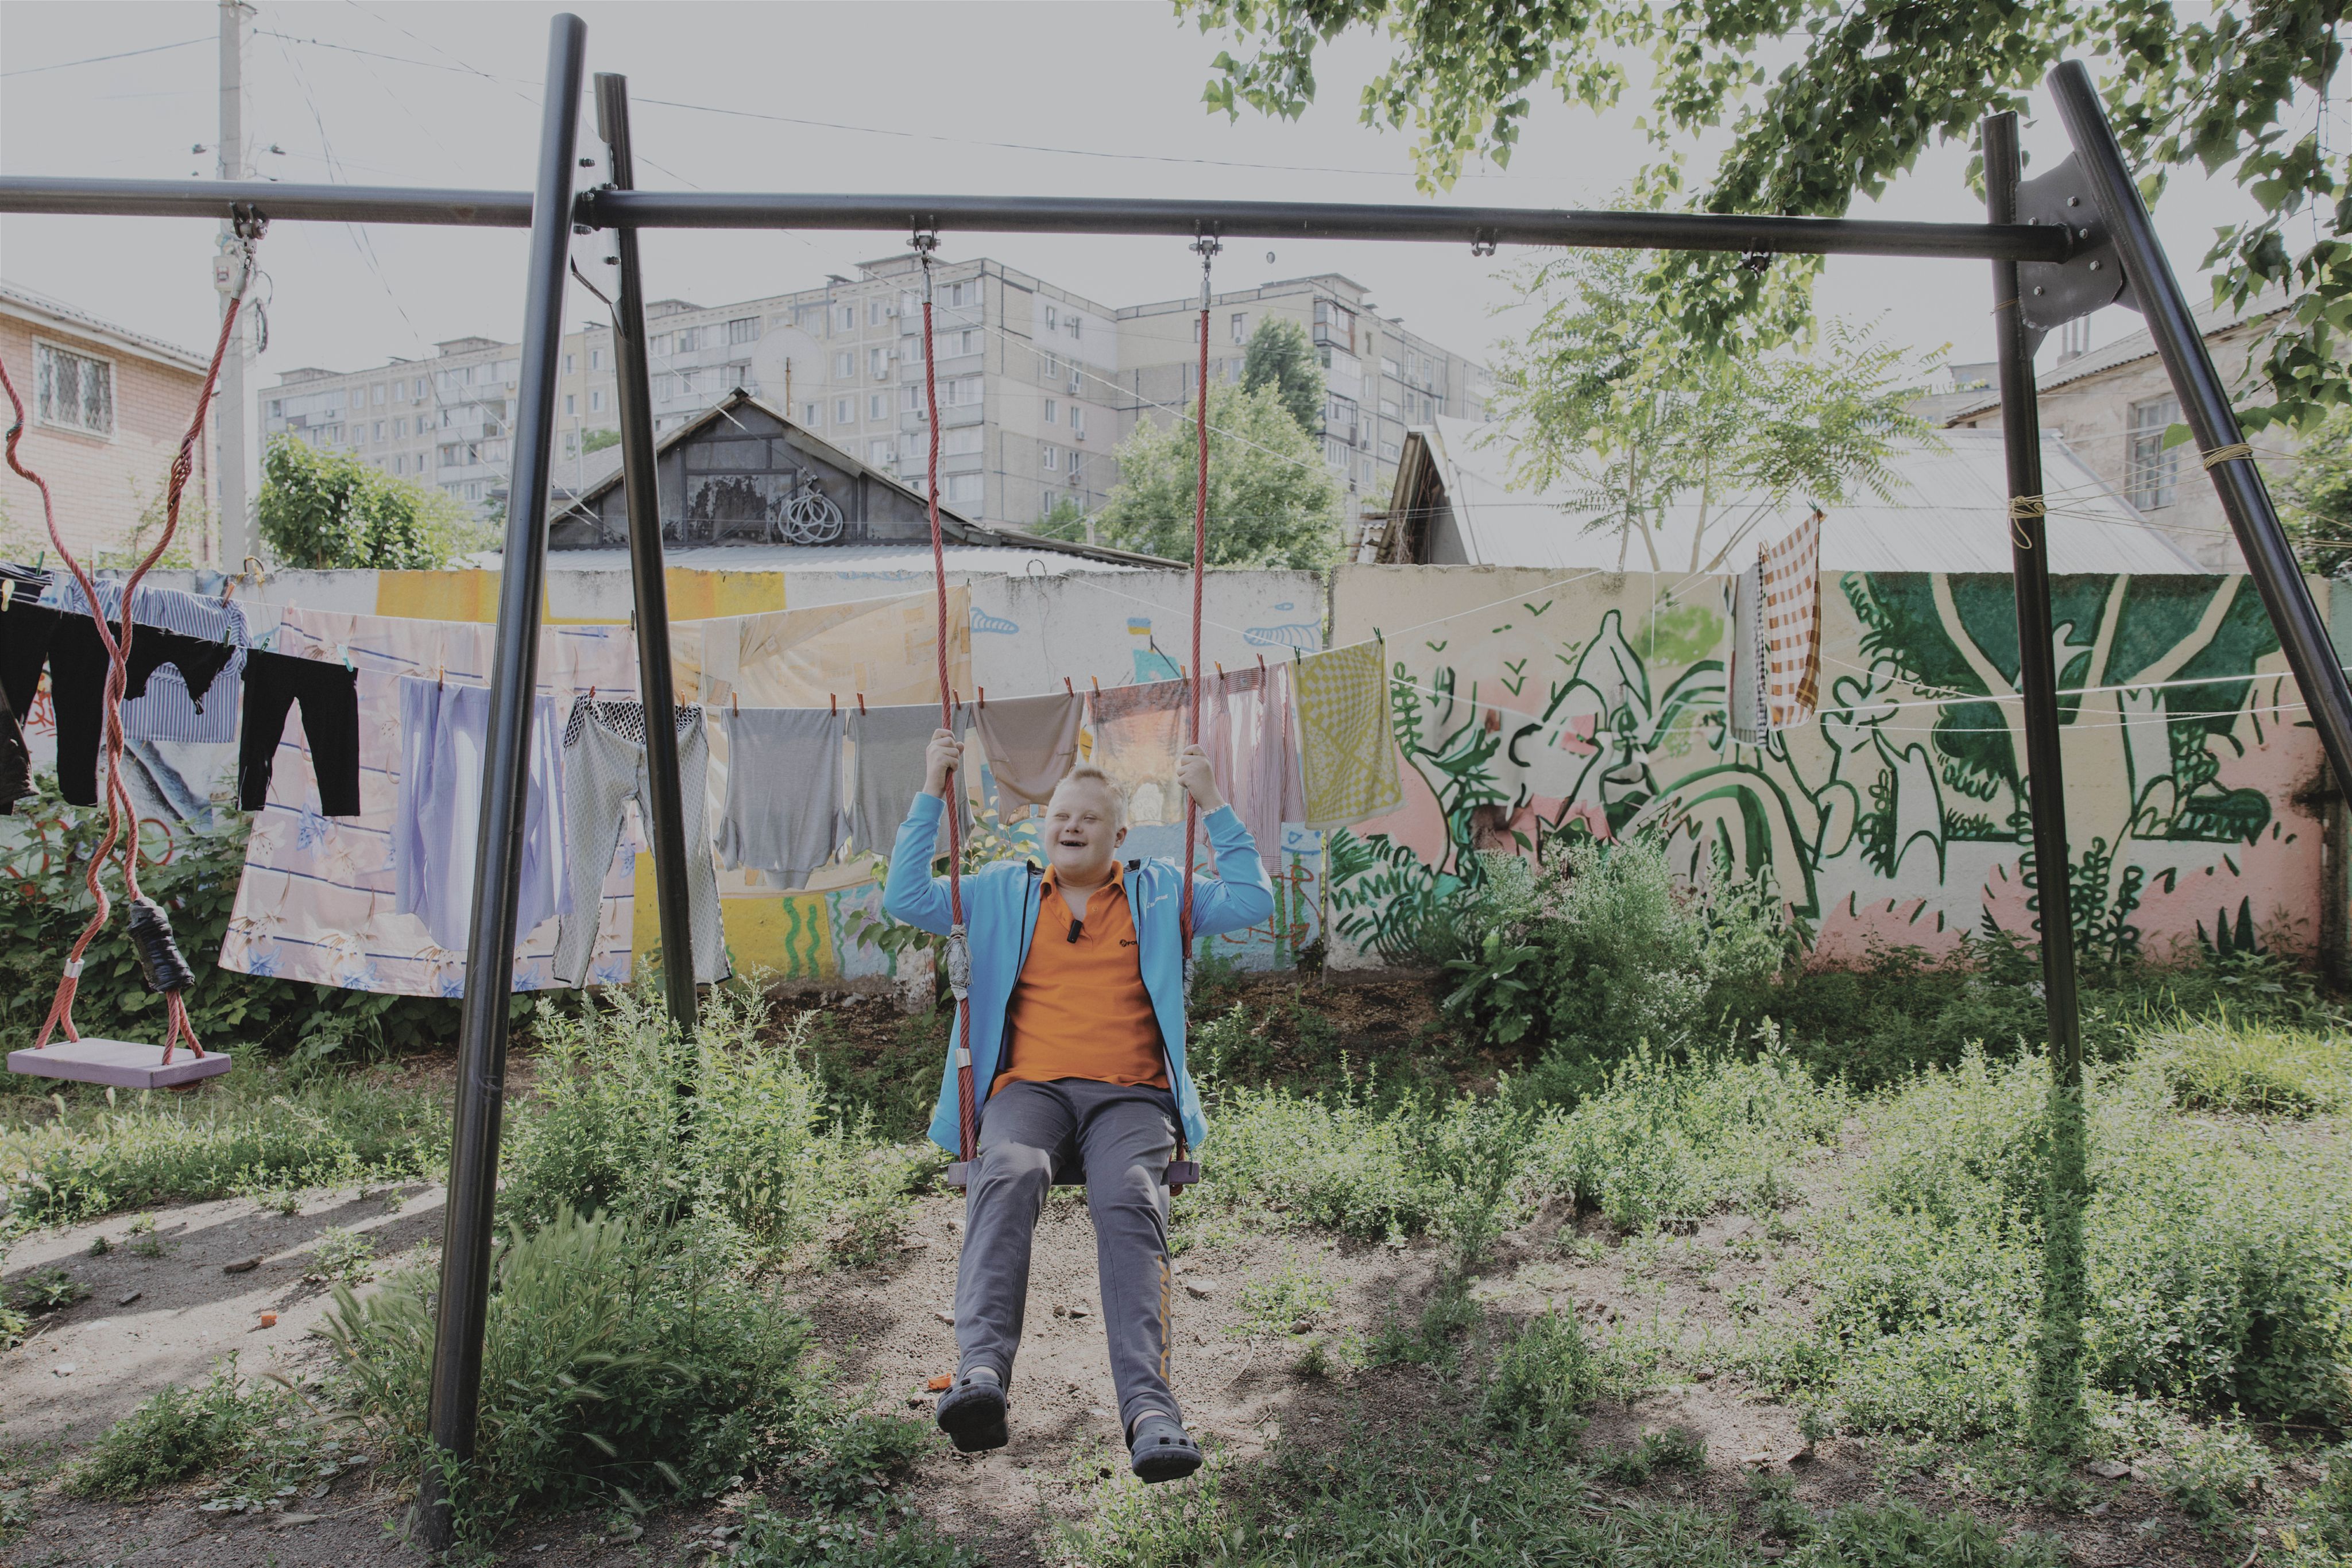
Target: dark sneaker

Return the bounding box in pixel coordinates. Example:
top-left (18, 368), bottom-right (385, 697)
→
top-left (935, 1367), bottom-right (1008, 1453)
top-left (1128, 1412), bottom-right (1203, 1483)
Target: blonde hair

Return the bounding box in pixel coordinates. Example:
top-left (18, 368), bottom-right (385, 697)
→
top-left (1049, 764), bottom-right (1128, 830)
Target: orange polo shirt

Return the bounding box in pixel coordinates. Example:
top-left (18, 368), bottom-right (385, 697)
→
top-left (993, 866), bottom-right (1169, 1094)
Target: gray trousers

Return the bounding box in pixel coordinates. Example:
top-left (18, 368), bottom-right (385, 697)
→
top-left (956, 1078), bottom-right (1180, 1436)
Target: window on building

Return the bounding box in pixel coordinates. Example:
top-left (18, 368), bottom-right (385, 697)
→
top-left (869, 346), bottom-right (889, 377)
top-left (1380, 398), bottom-right (1400, 419)
top-left (369, 384), bottom-right (383, 405)
top-left (903, 384), bottom-right (923, 415)
top-left (2127, 396), bottom-right (2181, 510)
top-left (1041, 351), bottom-right (1060, 381)
top-left (650, 334), bottom-right (672, 357)
top-left (564, 393), bottom-right (576, 416)
top-left (1324, 436), bottom-right (1348, 470)
top-left (1313, 299), bottom-right (1356, 353)
top-left (413, 377), bottom-right (428, 398)
top-left (393, 418), bottom-right (405, 438)
top-left (835, 397), bottom-right (853, 425)
top-left (866, 300), bottom-right (885, 327)
top-left (589, 349), bottom-right (602, 371)
top-left (945, 473), bottom-right (983, 505)
top-left (947, 375), bottom-right (984, 407)
top-left (834, 351), bottom-right (854, 378)
top-left (1066, 314), bottom-right (1082, 340)
top-left (677, 367), bottom-right (699, 395)
top-left (1043, 399), bottom-right (1058, 426)
top-left (837, 304), bottom-right (856, 330)
top-left (564, 353), bottom-right (576, 374)
top-left (373, 421), bottom-right (385, 440)
top-left (1069, 404), bottom-right (1085, 438)
top-left (267, 398), bottom-right (283, 420)
top-left (728, 316), bottom-right (759, 345)
top-left (34, 343), bottom-right (113, 436)
top-left (1382, 357), bottom-right (1401, 380)
top-left (393, 455), bottom-right (404, 475)
top-left (869, 392), bottom-right (887, 420)
top-left (1045, 305), bottom-right (1058, 331)
top-left (1227, 312), bottom-right (1245, 344)
top-left (590, 389), bottom-right (605, 413)
top-left (869, 438), bottom-right (895, 465)
top-left (1042, 444), bottom-right (1059, 471)
top-left (795, 303), bottom-right (826, 332)
top-left (1379, 440), bottom-right (1400, 461)
top-left (944, 426), bottom-right (984, 456)
top-left (803, 401), bottom-right (824, 426)
top-left (676, 327), bottom-right (702, 353)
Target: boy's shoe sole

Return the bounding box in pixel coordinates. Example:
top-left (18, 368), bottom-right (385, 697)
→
top-left (1129, 1414), bottom-right (1203, 1483)
top-left (935, 1374), bottom-right (1009, 1454)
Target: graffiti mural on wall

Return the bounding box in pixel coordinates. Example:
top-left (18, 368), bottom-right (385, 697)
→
top-left (1328, 570), bottom-right (2316, 967)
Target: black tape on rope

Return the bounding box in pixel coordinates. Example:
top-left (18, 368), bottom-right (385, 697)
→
top-left (126, 897), bottom-right (196, 996)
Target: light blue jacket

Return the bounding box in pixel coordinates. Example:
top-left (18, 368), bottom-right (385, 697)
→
top-left (881, 792), bottom-right (1275, 1155)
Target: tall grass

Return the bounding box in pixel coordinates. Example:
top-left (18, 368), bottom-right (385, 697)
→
top-left (1755, 1047), bottom-right (2352, 1438)
top-left (1, 1062), bottom-right (446, 1229)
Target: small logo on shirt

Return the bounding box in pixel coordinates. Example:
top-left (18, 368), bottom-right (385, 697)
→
top-left (1119, 938), bottom-right (1138, 948)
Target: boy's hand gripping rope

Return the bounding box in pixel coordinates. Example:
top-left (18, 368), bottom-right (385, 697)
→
top-left (0, 211), bottom-right (264, 1063)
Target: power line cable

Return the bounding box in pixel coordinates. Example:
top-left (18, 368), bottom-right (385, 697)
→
top-left (0, 35), bottom-right (210, 78)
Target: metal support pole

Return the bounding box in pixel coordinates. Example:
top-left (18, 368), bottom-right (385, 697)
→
top-left (1985, 109), bottom-right (2088, 1452)
top-left (212, 1), bottom-right (255, 568)
top-left (2048, 59), bottom-right (2352, 792)
top-left (417, 14), bottom-right (587, 1553)
top-left (593, 72), bottom-right (698, 1033)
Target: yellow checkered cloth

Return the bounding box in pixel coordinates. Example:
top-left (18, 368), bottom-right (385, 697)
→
top-left (1761, 514), bottom-right (1822, 729)
top-left (1295, 637), bottom-right (1402, 830)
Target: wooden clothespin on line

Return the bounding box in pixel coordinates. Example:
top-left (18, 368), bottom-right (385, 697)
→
top-left (856, 692), bottom-right (867, 715)
top-left (829, 692), bottom-right (838, 716)
top-left (1062, 675), bottom-right (1073, 696)
top-left (977, 686), bottom-right (986, 708)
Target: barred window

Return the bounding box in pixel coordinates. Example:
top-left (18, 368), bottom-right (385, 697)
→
top-left (36, 343), bottom-right (113, 436)
top-left (2127, 397), bottom-right (2180, 510)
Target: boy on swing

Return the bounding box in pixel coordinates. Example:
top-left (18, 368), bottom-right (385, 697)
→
top-left (883, 729), bottom-right (1273, 1482)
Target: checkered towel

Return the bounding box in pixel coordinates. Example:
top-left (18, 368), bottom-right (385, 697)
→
top-left (1760, 513), bottom-right (1822, 729)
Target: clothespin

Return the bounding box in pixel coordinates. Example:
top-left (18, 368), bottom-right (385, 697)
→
top-left (1214, 661), bottom-right (1224, 680)
top-left (856, 692), bottom-right (866, 715)
top-left (589, 685), bottom-right (597, 703)
top-left (731, 692), bottom-right (739, 717)
top-left (1090, 675), bottom-right (1101, 695)
top-left (977, 686), bottom-right (986, 708)
top-left (830, 692), bottom-right (838, 716)
top-left (338, 643), bottom-right (354, 672)
top-left (1062, 675), bottom-right (1073, 696)
top-left (1256, 652), bottom-right (1267, 673)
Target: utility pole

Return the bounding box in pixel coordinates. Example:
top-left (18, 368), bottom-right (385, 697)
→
top-left (214, 1), bottom-right (257, 568)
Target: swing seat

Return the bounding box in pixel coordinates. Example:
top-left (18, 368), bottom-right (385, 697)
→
top-left (7, 1039), bottom-right (231, 1090)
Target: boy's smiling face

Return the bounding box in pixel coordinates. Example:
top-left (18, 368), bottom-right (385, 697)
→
top-left (1043, 776), bottom-right (1125, 886)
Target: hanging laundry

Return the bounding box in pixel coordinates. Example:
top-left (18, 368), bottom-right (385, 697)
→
top-left (217, 608), bottom-right (640, 996)
top-left (716, 705), bottom-right (846, 888)
top-left (1201, 663), bottom-right (1305, 862)
top-left (237, 648), bottom-right (362, 816)
top-left (1761, 512), bottom-right (1823, 729)
top-left (1727, 560), bottom-right (1773, 747)
top-left (48, 580), bottom-right (250, 744)
top-left (392, 676), bottom-right (569, 954)
top-left (679, 590), bottom-right (969, 709)
top-left (553, 698), bottom-right (729, 987)
top-left (0, 603), bottom-right (61, 813)
top-left (849, 700), bottom-right (967, 856)
top-left (49, 617), bottom-right (243, 808)
top-left (1293, 638), bottom-right (1402, 830)
top-left (972, 690), bottom-right (1083, 819)
top-left (1086, 677), bottom-right (1188, 827)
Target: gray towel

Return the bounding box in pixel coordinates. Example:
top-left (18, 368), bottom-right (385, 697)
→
top-left (850, 701), bottom-right (968, 857)
top-left (1728, 560), bottom-right (1773, 748)
top-left (718, 706), bottom-right (846, 888)
top-left (973, 691), bottom-right (1084, 818)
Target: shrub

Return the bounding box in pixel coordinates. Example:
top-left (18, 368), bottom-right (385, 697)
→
top-left (257, 433), bottom-right (480, 569)
top-left (1482, 1309), bottom-right (1596, 1446)
top-left (1763, 1049), bottom-right (2352, 1439)
top-left (319, 1206), bottom-right (834, 1538)
top-left (1442, 837), bottom-right (1789, 1104)
top-left (67, 1357), bottom-right (351, 1509)
top-left (502, 986), bottom-right (896, 1257)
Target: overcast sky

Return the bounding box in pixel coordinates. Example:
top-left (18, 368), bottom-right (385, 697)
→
top-left (3, 1), bottom-right (2262, 390)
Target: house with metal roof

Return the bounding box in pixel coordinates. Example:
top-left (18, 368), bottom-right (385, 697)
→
top-left (1364, 415), bottom-right (2206, 576)
top-left (536, 388), bottom-right (1175, 574)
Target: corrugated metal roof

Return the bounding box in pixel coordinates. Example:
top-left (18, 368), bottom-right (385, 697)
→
top-left (1403, 416), bottom-right (2206, 575)
top-left (1939, 287), bottom-right (2287, 425)
top-left (0, 281), bottom-right (209, 371)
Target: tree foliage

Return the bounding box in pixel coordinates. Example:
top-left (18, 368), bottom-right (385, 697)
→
top-left (579, 427), bottom-right (622, 456)
top-left (256, 436), bottom-right (477, 570)
top-left (1489, 245), bottom-right (1930, 572)
top-left (1241, 315), bottom-right (1326, 431)
top-left (2280, 405), bottom-right (2352, 578)
top-left (1182, 0), bottom-right (2350, 427)
top-left (1090, 382), bottom-right (1343, 568)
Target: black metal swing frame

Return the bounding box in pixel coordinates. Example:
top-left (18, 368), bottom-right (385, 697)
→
top-left (5, 17), bottom-right (2345, 1549)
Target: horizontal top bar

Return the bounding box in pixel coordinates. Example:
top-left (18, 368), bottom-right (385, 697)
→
top-left (0, 176), bottom-right (532, 228)
top-left (0, 175), bottom-right (2077, 262)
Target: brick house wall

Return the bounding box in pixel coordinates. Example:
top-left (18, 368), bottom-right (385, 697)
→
top-left (0, 289), bottom-right (215, 567)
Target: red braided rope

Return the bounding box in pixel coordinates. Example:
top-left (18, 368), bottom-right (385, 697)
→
top-left (0, 291), bottom-right (242, 1061)
top-left (1180, 296), bottom-right (1209, 956)
top-left (919, 260), bottom-right (976, 1165)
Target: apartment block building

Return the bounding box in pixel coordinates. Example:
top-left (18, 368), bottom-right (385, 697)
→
top-left (260, 254), bottom-right (1488, 533)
